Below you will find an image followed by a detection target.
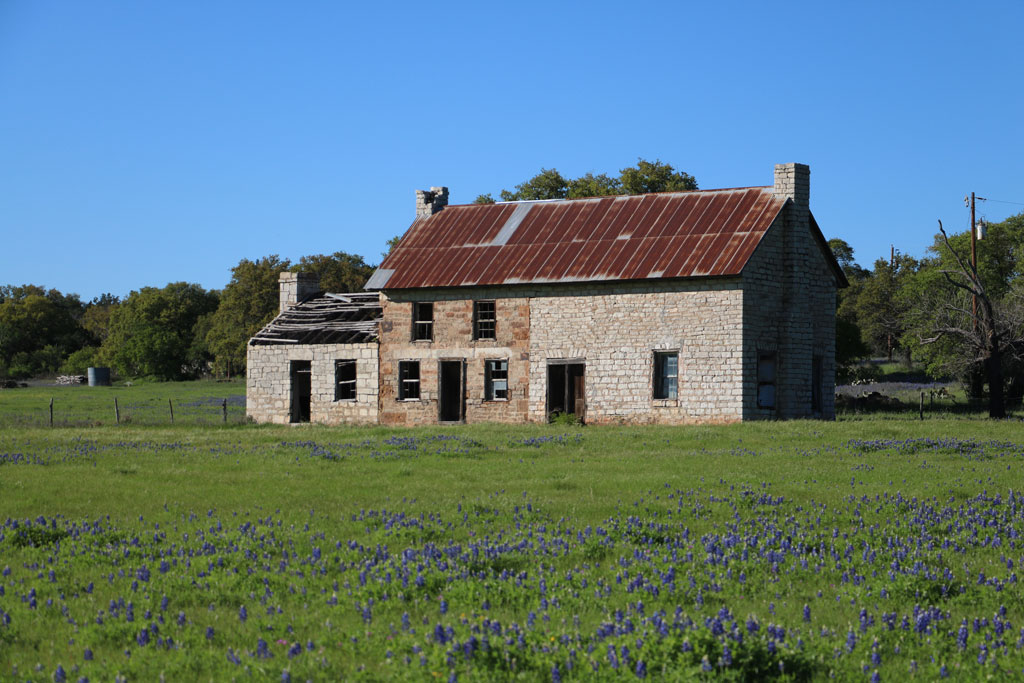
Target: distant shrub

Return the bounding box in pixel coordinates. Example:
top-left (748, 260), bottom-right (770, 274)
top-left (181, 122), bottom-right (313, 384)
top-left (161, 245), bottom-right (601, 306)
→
top-left (60, 346), bottom-right (100, 375)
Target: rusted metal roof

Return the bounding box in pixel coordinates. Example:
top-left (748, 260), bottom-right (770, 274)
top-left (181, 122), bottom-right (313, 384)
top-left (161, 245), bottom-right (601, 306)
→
top-left (250, 292), bottom-right (381, 345)
top-left (370, 187), bottom-right (792, 290)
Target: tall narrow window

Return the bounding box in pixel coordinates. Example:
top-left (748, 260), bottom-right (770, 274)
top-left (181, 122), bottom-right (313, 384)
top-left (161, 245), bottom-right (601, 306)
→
top-left (758, 352), bottom-right (777, 409)
top-left (653, 351), bottom-right (679, 399)
top-left (398, 361), bottom-right (420, 400)
top-left (811, 355), bottom-right (823, 413)
top-left (335, 360), bottom-right (357, 401)
top-left (474, 301), bottom-right (496, 340)
top-left (412, 302), bottom-right (433, 341)
top-left (485, 359), bottom-right (508, 400)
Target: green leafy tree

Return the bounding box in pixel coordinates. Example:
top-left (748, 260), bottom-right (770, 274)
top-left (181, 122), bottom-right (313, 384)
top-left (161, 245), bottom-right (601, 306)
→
top-left (102, 282), bottom-right (219, 380)
top-left (902, 213), bottom-right (1024, 412)
top-left (854, 251), bottom-right (920, 361)
top-left (567, 173), bottom-right (621, 199)
top-left (827, 238), bottom-right (870, 379)
top-left (618, 158), bottom-right (697, 194)
top-left (473, 194), bottom-right (496, 205)
top-left (80, 294), bottom-right (120, 344)
top-left (500, 168), bottom-right (569, 201)
top-left (0, 286), bottom-right (88, 378)
top-left (292, 251), bottom-right (374, 293)
top-left (205, 256), bottom-right (291, 377)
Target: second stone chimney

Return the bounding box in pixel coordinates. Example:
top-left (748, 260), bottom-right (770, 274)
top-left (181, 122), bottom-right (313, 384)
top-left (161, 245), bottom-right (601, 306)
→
top-left (279, 271), bottom-right (320, 313)
top-left (415, 186), bottom-right (449, 218)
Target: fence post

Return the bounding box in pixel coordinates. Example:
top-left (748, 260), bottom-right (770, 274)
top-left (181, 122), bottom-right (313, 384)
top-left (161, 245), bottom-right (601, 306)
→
top-left (222, 398), bottom-right (228, 423)
top-left (168, 398), bottom-right (174, 424)
top-left (114, 397), bottom-right (120, 425)
top-left (919, 392), bottom-right (924, 421)
top-left (49, 398), bottom-right (53, 428)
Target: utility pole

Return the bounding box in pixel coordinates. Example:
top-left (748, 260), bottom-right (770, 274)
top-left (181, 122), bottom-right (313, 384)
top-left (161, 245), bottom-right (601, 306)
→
top-left (965, 192), bottom-right (987, 398)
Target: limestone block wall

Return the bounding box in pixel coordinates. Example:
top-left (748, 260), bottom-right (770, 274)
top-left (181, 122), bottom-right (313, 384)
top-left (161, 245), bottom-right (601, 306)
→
top-left (742, 214), bottom-right (837, 420)
top-left (528, 280), bottom-right (745, 424)
top-left (246, 342), bottom-right (378, 425)
top-left (378, 294), bottom-right (530, 425)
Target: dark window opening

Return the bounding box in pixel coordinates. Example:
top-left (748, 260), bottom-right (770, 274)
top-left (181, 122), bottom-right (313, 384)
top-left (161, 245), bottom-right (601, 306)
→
top-left (399, 361), bottom-right (420, 400)
top-left (758, 352), bottom-right (777, 409)
top-left (438, 360), bottom-right (464, 422)
top-left (653, 351), bottom-right (678, 400)
top-left (335, 359), bottom-right (356, 401)
top-left (811, 355), bottom-right (823, 413)
top-left (412, 302), bottom-right (433, 341)
top-left (485, 359), bottom-right (508, 400)
top-left (547, 361), bottom-right (585, 422)
top-left (474, 301), bottom-right (496, 340)
top-left (290, 360), bottom-right (311, 423)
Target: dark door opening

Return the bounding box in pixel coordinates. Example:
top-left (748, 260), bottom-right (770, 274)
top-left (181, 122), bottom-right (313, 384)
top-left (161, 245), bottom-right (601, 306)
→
top-left (547, 362), bottom-right (585, 423)
top-left (290, 360), bottom-right (311, 423)
top-left (438, 360), bottom-right (465, 423)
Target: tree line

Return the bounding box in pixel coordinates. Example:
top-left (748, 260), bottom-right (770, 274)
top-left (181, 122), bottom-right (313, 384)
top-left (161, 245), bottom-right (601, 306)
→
top-left (832, 210), bottom-right (1024, 417)
top-left (0, 251), bottom-right (374, 382)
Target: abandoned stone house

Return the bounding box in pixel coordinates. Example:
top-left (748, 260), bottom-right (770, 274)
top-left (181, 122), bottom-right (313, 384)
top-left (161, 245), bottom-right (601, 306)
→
top-left (247, 162), bottom-right (847, 425)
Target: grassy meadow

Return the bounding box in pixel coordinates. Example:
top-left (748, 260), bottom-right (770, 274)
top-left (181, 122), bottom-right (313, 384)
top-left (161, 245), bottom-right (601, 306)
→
top-left (2, 382), bottom-right (1024, 680)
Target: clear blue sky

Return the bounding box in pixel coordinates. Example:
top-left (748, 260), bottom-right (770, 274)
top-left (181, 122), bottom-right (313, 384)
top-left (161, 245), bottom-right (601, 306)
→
top-left (3, 1), bottom-right (1023, 300)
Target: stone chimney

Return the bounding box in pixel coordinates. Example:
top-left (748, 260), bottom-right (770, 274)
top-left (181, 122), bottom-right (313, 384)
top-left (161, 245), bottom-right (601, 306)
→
top-left (279, 271), bottom-right (320, 313)
top-left (773, 163), bottom-right (809, 209)
top-left (415, 186), bottom-right (449, 218)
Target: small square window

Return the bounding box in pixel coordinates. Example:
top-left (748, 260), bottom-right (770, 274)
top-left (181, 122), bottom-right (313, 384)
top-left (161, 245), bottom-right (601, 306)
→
top-left (653, 351), bottom-right (678, 400)
top-left (399, 361), bottom-right (420, 400)
top-left (758, 352), bottom-right (777, 409)
top-left (474, 301), bottom-right (496, 340)
top-left (412, 302), bottom-right (433, 341)
top-left (485, 359), bottom-right (508, 400)
top-left (335, 360), bottom-right (356, 401)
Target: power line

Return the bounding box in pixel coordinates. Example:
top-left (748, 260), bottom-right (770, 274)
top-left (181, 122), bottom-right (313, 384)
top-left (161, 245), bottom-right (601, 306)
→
top-left (979, 197), bottom-right (1024, 206)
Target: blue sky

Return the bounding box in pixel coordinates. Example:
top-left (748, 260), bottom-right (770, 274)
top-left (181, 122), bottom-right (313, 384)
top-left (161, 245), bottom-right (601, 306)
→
top-left (2, 1), bottom-right (1023, 300)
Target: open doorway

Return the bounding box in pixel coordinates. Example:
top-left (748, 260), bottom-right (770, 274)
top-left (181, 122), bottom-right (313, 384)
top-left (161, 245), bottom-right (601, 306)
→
top-left (547, 361), bottom-right (585, 423)
top-left (438, 360), bottom-right (465, 423)
top-left (290, 360), bottom-right (311, 423)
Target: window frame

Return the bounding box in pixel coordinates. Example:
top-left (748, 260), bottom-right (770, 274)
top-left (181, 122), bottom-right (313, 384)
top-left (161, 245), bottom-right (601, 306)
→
top-left (334, 359), bottom-right (357, 401)
top-left (398, 360), bottom-right (421, 401)
top-left (757, 351), bottom-right (777, 409)
top-left (484, 358), bottom-right (509, 401)
top-left (473, 300), bottom-right (496, 341)
top-left (652, 350), bottom-right (679, 400)
top-left (411, 302), bottom-right (434, 341)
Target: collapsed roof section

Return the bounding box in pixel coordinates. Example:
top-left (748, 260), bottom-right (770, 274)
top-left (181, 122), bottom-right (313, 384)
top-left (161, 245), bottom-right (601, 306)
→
top-left (249, 292), bottom-right (381, 346)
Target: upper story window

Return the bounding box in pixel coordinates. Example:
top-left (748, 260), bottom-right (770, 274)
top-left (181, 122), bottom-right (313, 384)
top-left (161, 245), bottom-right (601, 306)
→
top-left (485, 359), bottom-right (508, 400)
top-left (474, 301), bottom-right (496, 340)
top-left (399, 361), bottom-right (420, 400)
top-left (412, 302), bottom-right (433, 341)
top-left (335, 360), bottom-right (357, 401)
top-left (758, 351), bottom-right (777, 409)
top-left (653, 351), bottom-right (678, 400)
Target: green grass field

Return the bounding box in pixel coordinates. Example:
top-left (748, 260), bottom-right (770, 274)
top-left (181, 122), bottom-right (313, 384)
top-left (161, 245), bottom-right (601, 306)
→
top-left (2, 383), bottom-right (1024, 680)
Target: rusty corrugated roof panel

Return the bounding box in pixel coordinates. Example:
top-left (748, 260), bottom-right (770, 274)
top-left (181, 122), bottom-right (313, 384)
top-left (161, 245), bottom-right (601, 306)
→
top-left (370, 187), bottom-right (791, 290)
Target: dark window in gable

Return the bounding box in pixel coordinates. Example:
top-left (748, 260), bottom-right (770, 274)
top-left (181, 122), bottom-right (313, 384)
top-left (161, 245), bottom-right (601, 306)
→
top-left (412, 302), bottom-right (433, 341)
top-left (399, 361), bottom-right (420, 400)
top-left (653, 351), bottom-right (678, 400)
top-left (485, 359), bottom-right (508, 400)
top-left (335, 360), bottom-right (357, 401)
top-left (474, 301), bottom-right (496, 340)
top-left (758, 352), bottom-right (777, 409)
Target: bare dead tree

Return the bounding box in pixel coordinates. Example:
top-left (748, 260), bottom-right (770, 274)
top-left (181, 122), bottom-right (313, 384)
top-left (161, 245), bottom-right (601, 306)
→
top-left (916, 220), bottom-right (1024, 417)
